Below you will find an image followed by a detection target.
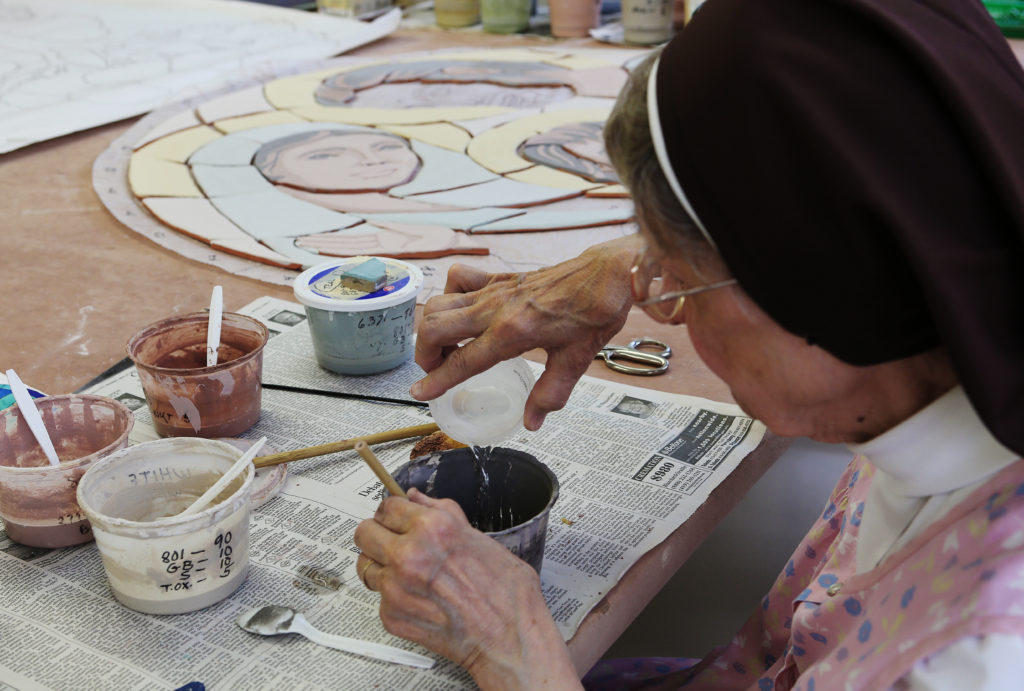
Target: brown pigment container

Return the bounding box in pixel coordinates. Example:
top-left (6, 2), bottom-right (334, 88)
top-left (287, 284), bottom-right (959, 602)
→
top-left (0, 394), bottom-right (134, 548)
top-left (126, 311), bottom-right (268, 438)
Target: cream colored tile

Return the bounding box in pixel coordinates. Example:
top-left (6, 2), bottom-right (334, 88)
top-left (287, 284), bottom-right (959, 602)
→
top-left (506, 166), bottom-right (602, 190)
top-left (135, 125), bottom-right (222, 163)
top-left (134, 108), bottom-right (202, 148)
top-left (197, 85), bottom-right (274, 124)
top-left (467, 108), bottom-right (613, 174)
top-left (541, 54), bottom-right (618, 70)
top-left (263, 63), bottom-right (377, 109)
top-left (128, 154), bottom-right (202, 198)
top-left (213, 110), bottom-right (309, 134)
top-left (586, 184), bottom-right (629, 198)
top-left (380, 123), bottom-right (470, 153)
top-left (292, 104), bottom-right (508, 125)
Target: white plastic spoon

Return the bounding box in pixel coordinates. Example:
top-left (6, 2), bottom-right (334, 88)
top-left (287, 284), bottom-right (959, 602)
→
top-left (236, 605), bottom-right (435, 668)
top-left (177, 436), bottom-right (265, 516)
top-left (4, 369), bottom-right (59, 467)
top-left (206, 285), bottom-right (223, 367)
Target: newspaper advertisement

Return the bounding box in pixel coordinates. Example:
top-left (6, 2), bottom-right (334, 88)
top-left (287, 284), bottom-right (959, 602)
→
top-left (0, 296), bottom-right (766, 690)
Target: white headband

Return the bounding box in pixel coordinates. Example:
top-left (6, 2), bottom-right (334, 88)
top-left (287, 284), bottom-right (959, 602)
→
top-left (646, 56), bottom-right (719, 250)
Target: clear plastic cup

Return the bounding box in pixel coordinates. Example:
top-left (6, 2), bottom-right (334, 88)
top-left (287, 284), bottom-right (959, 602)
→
top-left (428, 357), bottom-right (536, 447)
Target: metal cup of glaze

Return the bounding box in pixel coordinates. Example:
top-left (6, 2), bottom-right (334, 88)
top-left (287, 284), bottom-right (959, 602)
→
top-left (392, 447), bottom-right (559, 574)
top-left (293, 257), bottom-right (423, 375)
top-left (76, 437), bottom-right (254, 615)
top-left (127, 312), bottom-right (268, 438)
top-left (0, 394), bottom-right (134, 548)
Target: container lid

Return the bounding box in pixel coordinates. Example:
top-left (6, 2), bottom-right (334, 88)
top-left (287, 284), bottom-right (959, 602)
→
top-left (293, 256), bottom-right (424, 312)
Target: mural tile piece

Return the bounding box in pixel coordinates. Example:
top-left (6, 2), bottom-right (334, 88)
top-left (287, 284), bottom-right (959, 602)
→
top-left (191, 164), bottom-right (278, 198)
top-left (506, 166), bottom-right (603, 191)
top-left (586, 184), bottom-right (630, 198)
top-left (363, 208), bottom-right (521, 231)
top-left (263, 63), bottom-right (383, 109)
top-left (542, 54), bottom-right (619, 70)
top-left (209, 191), bottom-right (363, 240)
top-left (142, 197), bottom-right (253, 244)
top-left (412, 178), bottom-right (579, 209)
top-left (292, 105), bottom-right (508, 126)
top-left (134, 125), bottom-right (222, 163)
top-left (129, 155), bottom-right (202, 198)
top-left (388, 140), bottom-right (500, 197)
top-left (213, 110), bottom-right (309, 134)
top-left (563, 68), bottom-right (629, 99)
top-left (295, 220), bottom-right (490, 259)
top-left (379, 123), bottom-right (471, 153)
top-left (211, 237), bottom-right (302, 269)
top-left (454, 110), bottom-right (536, 137)
top-left (187, 136), bottom-right (263, 166)
top-left (135, 109), bottom-right (203, 148)
top-left (258, 235), bottom-right (326, 266)
top-left (466, 108), bottom-right (613, 175)
top-left (197, 85), bottom-right (275, 124)
top-left (471, 208), bottom-right (634, 233)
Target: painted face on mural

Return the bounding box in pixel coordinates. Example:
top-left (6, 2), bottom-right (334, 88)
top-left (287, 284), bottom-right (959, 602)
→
top-left (255, 131), bottom-right (421, 192)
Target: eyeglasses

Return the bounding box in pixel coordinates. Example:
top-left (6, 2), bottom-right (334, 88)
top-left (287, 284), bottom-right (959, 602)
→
top-left (629, 247), bottom-right (738, 323)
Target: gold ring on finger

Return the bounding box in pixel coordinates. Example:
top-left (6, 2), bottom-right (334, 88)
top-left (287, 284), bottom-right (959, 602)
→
top-left (360, 559), bottom-right (375, 589)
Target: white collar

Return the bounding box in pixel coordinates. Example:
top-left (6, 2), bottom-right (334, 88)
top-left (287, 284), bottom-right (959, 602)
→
top-left (848, 386), bottom-right (1018, 498)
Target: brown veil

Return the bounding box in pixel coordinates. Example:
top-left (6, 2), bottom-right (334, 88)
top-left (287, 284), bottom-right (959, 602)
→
top-left (653, 0), bottom-right (1024, 453)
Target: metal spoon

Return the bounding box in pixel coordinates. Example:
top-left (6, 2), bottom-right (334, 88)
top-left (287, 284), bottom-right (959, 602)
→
top-left (236, 605), bottom-right (435, 669)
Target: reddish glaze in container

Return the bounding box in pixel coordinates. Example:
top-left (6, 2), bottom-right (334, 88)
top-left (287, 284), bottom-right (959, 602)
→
top-left (0, 394), bottom-right (134, 548)
top-left (126, 312), bottom-right (268, 438)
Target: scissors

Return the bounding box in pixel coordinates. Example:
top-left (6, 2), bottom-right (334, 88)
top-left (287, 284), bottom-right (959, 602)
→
top-left (595, 337), bottom-right (672, 376)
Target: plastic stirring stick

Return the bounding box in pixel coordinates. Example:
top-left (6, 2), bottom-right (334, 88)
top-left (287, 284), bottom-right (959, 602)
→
top-left (207, 285), bottom-right (223, 367)
top-left (177, 436), bottom-right (266, 516)
top-left (4, 370), bottom-right (60, 467)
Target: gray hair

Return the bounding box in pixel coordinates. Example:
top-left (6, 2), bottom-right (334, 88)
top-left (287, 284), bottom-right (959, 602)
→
top-left (604, 50), bottom-right (724, 274)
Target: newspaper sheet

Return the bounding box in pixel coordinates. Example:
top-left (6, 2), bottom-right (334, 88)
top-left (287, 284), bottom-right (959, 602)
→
top-left (0, 296), bottom-right (766, 690)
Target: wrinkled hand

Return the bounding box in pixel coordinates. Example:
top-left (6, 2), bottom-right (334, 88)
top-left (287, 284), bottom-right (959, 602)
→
top-left (354, 489), bottom-right (579, 689)
top-left (411, 235), bottom-right (641, 430)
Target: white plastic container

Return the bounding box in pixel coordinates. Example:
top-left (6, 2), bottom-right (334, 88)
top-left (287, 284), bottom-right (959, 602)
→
top-left (293, 257), bottom-right (424, 375)
top-left (428, 357), bottom-right (536, 447)
top-left (76, 438), bottom-right (254, 615)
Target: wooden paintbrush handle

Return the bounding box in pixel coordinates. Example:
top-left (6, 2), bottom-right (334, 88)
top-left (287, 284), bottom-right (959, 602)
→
top-left (252, 422), bottom-right (439, 468)
top-left (354, 440), bottom-right (407, 499)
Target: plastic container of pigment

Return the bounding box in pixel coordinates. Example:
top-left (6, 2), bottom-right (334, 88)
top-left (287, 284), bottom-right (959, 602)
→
top-left (126, 311), bottom-right (268, 438)
top-left (293, 256), bottom-right (423, 375)
top-left (0, 394), bottom-right (134, 548)
top-left (76, 437), bottom-right (254, 615)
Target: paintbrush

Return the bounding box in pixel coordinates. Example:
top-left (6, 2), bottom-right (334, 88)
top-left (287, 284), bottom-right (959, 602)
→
top-left (252, 422), bottom-right (439, 468)
top-left (354, 440), bottom-right (407, 498)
